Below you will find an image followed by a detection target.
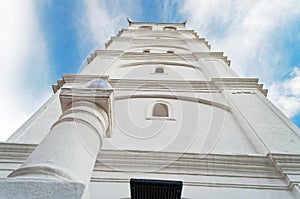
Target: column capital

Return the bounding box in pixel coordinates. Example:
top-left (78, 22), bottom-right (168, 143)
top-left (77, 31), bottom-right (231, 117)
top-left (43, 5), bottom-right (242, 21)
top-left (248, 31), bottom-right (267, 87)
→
top-left (59, 85), bottom-right (114, 138)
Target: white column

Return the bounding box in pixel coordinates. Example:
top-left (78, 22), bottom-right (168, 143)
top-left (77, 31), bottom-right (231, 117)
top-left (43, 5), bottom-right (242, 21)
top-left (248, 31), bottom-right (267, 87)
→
top-left (0, 79), bottom-right (114, 199)
top-left (9, 100), bottom-right (108, 184)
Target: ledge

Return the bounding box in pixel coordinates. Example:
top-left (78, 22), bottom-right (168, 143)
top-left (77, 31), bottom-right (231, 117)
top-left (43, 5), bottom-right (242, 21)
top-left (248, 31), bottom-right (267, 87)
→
top-left (52, 75), bottom-right (268, 96)
top-left (1, 143), bottom-right (298, 190)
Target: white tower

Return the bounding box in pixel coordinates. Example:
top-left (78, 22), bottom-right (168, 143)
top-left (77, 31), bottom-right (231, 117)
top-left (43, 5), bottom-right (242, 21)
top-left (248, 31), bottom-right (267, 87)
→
top-left (1, 20), bottom-right (300, 199)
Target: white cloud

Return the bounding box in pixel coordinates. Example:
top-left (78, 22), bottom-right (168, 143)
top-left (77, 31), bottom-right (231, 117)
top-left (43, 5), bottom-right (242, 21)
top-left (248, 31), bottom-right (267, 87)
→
top-left (181, 0), bottom-right (300, 119)
top-left (162, 0), bottom-right (179, 22)
top-left (75, 0), bottom-right (140, 72)
top-left (268, 67), bottom-right (300, 117)
top-left (288, 68), bottom-right (300, 96)
top-left (78, 0), bottom-right (138, 47)
top-left (0, 0), bottom-right (137, 141)
top-left (0, 1), bottom-right (51, 141)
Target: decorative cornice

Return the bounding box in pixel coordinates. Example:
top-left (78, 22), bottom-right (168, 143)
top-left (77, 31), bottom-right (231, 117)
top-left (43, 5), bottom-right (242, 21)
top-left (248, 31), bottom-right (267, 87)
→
top-left (108, 36), bottom-right (207, 45)
top-left (86, 49), bottom-right (230, 66)
top-left (90, 178), bottom-right (288, 190)
top-left (270, 153), bottom-right (300, 189)
top-left (52, 75), bottom-right (268, 96)
top-left (0, 143), bottom-right (292, 190)
top-left (193, 52), bottom-right (231, 65)
top-left (52, 78), bottom-right (65, 94)
top-left (119, 52), bottom-right (197, 61)
top-left (128, 21), bottom-right (186, 26)
top-left (212, 78), bottom-right (268, 96)
top-left (88, 50), bottom-right (123, 63)
top-left (52, 74), bottom-right (109, 94)
top-left (105, 28), bottom-right (210, 52)
top-left (118, 52), bottom-right (230, 65)
top-left (63, 74), bottom-right (109, 84)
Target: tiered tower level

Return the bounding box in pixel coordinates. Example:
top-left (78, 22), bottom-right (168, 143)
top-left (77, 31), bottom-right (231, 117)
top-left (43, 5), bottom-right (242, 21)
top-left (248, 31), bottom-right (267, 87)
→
top-left (1, 21), bottom-right (300, 199)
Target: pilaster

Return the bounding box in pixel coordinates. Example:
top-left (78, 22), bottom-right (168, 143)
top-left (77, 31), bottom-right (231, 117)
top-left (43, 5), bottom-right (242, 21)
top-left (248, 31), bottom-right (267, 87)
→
top-left (213, 78), bottom-right (300, 154)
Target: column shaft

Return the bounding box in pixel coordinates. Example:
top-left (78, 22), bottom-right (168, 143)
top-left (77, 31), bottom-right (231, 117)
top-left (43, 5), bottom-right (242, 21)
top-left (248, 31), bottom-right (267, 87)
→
top-left (9, 101), bottom-right (108, 185)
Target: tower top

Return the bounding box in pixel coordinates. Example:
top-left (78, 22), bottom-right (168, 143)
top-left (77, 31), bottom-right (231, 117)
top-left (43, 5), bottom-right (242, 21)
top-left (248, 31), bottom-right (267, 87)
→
top-left (127, 17), bottom-right (187, 29)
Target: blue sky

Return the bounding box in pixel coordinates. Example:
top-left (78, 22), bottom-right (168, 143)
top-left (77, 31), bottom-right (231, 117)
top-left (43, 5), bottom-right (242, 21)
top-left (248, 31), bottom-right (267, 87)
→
top-left (0, 0), bottom-right (300, 140)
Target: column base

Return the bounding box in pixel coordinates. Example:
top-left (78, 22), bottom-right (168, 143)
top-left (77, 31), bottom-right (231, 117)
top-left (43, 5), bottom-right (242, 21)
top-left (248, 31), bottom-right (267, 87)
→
top-left (0, 178), bottom-right (85, 199)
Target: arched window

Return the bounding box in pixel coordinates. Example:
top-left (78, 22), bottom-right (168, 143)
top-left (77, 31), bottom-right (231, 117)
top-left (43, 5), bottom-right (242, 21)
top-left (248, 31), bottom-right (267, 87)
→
top-left (155, 67), bottom-right (164, 73)
top-left (146, 101), bottom-right (175, 120)
top-left (143, 49), bottom-right (150, 53)
top-left (140, 26), bottom-right (152, 30)
top-left (163, 26), bottom-right (177, 31)
top-left (152, 103), bottom-right (169, 117)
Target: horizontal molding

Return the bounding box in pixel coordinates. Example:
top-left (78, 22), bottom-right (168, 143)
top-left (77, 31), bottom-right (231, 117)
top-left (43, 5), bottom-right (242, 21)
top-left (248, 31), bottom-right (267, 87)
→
top-left (212, 78), bottom-right (268, 96)
top-left (87, 50), bottom-right (123, 63)
top-left (119, 52), bottom-right (197, 61)
top-left (95, 150), bottom-right (278, 175)
top-left (52, 75), bottom-right (268, 96)
top-left (106, 36), bottom-right (210, 50)
top-left (63, 74), bottom-right (109, 84)
top-left (90, 177), bottom-right (288, 190)
top-left (193, 52), bottom-right (231, 65)
top-left (114, 94), bottom-right (230, 111)
top-left (88, 51), bottom-right (229, 64)
top-left (270, 153), bottom-right (300, 187)
top-left (52, 74), bottom-right (109, 93)
top-left (109, 79), bottom-right (217, 92)
top-left (119, 29), bottom-right (211, 49)
top-left (0, 143), bottom-right (291, 190)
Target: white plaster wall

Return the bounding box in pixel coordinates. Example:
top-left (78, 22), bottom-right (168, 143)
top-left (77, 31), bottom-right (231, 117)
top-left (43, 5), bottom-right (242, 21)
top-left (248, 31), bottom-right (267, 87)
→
top-left (82, 57), bottom-right (117, 75)
top-left (109, 64), bottom-right (206, 81)
top-left (89, 182), bottom-right (296, 199)
top-left (102, 97), bottom-right (256, 154)
top-left (178, 31), bottom-right (197, 39)
top-left (109, 28), bottom-right (206, 53)
top-left (83, 57), bottom-right (235, 81)
top-left (119, 30), bottom-right (134, 37)
top-left (225, 90), bottom-right (300, 153)
top-left (135, 30), bottom-right (181, 37)
top-left (107, 39), bottom-right (187, 51)
top-left (200, 60), bottom-right (237, 78)
top-left (186, 41), bottom-right (210, 52)
top-left (89, 170), bottom-right (296, 199)
top-left (126, 46), bottom-right (191, 54)
top-left (106, 41), bottom-right (130, 51)
top-left (182, 186), bottom-right (296, 199)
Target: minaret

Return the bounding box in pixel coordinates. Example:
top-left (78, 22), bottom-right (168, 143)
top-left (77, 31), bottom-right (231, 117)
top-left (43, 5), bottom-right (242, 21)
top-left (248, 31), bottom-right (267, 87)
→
top-left (0, 20), bottom-right (300, 199)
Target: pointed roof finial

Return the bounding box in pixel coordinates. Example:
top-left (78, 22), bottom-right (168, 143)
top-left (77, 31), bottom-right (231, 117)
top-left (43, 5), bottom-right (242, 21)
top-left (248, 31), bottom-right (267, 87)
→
top-left (127, 17), bottom-right (132, 25)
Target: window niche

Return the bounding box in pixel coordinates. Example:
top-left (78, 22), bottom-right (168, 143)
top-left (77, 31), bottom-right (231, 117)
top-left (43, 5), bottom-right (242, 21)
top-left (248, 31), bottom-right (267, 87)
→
top-left (152, 103), bottom-right (169, 117)
top-left (163, 26), bottom-right (177, 31)
top-left (166, 50), bottom-right (174, 54)
top-left (154, 67), bottom-right (165, 74)
top-left (146, 101), bottom-right (175, 120)
top-left (151, 67), bottom-right (167, 75)
top-left (140, 26), bottom-right (152, 30)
